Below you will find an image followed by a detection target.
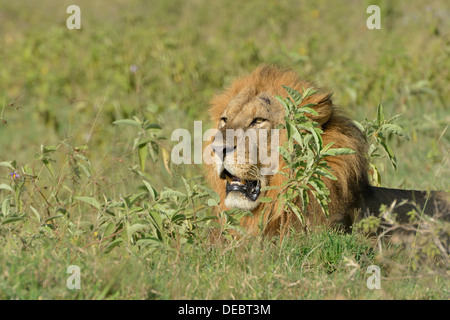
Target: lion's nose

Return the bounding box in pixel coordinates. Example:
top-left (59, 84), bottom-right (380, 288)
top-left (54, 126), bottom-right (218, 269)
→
top-left (212, 145), bottom-right (236, 160)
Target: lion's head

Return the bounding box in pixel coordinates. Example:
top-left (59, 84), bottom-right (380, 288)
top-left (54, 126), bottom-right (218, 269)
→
top-left (205, 65), bottom-right (369, 234)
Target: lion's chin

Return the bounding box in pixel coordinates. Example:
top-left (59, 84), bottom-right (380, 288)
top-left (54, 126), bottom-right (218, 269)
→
top-left (224, 192), bottom-right (260, 211)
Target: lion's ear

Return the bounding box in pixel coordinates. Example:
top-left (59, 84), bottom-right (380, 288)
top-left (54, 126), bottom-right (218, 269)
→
top-left (303, 92), bottom-right (333, 126)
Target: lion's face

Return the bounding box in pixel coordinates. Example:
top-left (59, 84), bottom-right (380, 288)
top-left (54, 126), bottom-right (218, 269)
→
top-left (206, 65), bottom-right (371, 234)
top-left (209, 90), bottom-right (283, 211)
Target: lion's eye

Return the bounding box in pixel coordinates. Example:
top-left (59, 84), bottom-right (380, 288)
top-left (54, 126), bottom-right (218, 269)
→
top-left (250, 118), bottom-right (266, 126)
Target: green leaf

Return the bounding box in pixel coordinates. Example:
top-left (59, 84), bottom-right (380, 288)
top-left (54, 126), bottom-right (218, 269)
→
top-left (321, 147), bottom-right (356, 157)
top-left (2, 198), bottom-right (10, 216)
top-left (144, 123), bottom-right (162, 130)
top-left (380, 141), bottom-right (394, 159)
top-left (387, 114), bottom-right (403, 123)
top-left (78, 163), bottom-right (91, 178)
top-left (42, 145), bottom-right (56, 153)
top-left (42, 159), bottom-right (55, 177)
top-left (0, 184), bottom-right (13, 192)
top-left (308, 180), bottom-right (330, 217)
top-left (142, 180), bottom-right (158, 200)
top-left (376, 104), bottom-right (384, 126)
top-left (315, 167), bottom-right (337, 180)
top-left (195, 185), bottom-right (220, 203)
top-left (352, 120), bottom-right (365, 133)
top-left (43, 214), bottom-right (64, 223)
top-left (380, 141), bottom-right (397, 170)
top-left (368, 144), bottom-right (378, 157)
top-left (302, 87), bottom-right (320, 99)
top-left (286, 202), bottom-right (304, 225)
top-left (181, 177), bottom-right (192, 197)
top-left (282, 85), bottom-right (303, 105)
top-left (148, 211), bottom-right (163, 232)
top-left (2, 216), bottom-right (25, 224)
top-left (103, 222), bottom-right (116, 237)
top-left (297, 106), bottom-right (318, 116)
top-left (207, 198), bottom-right (218, 207)
top-left (127, 223), bottom-right (147, 238)
top-left (277, 146), bottom-right (291, 161)
top-left (160, 188), bottom-right (186, 199)
top-left (136, 238), bottom-right (165, 248)
top-left (379, 124), bottom-right (410, 140)
top-left (112, 119), bottom-right (141, 127)
top-left (74, 196), bottom-right (101, 210)
top-left (171, 214), bottom-right (186, 223)
top-left (0, 161), bottom-right (14, 169)
top-left (275, 96), bottom-right (289, 115)
top-left (29, 205), bottom-right (41, 223)
top-left (309, 126), bottom-right (323, 151)
top-left (138, 144), bottom-right (147, 172)
top-left (308, 178), bottom-right (328, 197)
top-left (321, 142), bottom-right (336, 153)
top-left (258, 197), bottom-right (273, 203)
top-left (297, 121), bottom-right (313, 129)
top-left (104, 238), bottom-right (124, 254)
top-left (289, 122), bottom-right (303, 147)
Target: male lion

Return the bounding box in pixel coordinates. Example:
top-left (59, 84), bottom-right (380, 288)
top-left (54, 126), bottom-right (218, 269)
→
top-left (205, 65), bottom-right (449, 236)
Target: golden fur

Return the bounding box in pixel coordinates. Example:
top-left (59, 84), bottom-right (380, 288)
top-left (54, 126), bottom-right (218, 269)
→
top-left (205, 65), bottom-right (449, 236)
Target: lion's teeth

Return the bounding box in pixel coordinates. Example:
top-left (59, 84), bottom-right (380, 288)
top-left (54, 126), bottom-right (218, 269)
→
top-left (225, 174), bottom-right (250, 186)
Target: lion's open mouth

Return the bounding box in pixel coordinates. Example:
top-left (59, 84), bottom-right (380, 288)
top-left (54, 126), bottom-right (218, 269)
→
top-left (220, 169), bottom-right (261, 201)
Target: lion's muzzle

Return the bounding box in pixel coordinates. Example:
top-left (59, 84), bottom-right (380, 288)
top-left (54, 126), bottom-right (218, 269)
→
top-left (223, 169), bottom-right (261, 201)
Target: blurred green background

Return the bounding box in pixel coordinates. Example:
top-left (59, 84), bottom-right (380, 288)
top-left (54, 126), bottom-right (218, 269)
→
top-left (0, 0), bottom-right (448, 193)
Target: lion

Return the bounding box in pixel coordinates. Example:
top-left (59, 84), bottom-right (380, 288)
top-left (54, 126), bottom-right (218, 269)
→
top-left (204, 65), bottom-right (449, 236)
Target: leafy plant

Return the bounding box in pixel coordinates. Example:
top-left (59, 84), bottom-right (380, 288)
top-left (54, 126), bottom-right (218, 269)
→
top-left (91, 178), bottom-right (221, 256)
top-left (353, 104), bottom-right (409, 186)
top-left (113, 117), bottom-right (169, 174)
top-left (267, 86), bottom-right (355, 225)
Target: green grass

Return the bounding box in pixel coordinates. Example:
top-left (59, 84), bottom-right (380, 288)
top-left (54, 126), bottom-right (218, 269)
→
top-left (1, 227), bottom-right (447, 300)
top-left (0, 0), bottom-right (449, 299)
